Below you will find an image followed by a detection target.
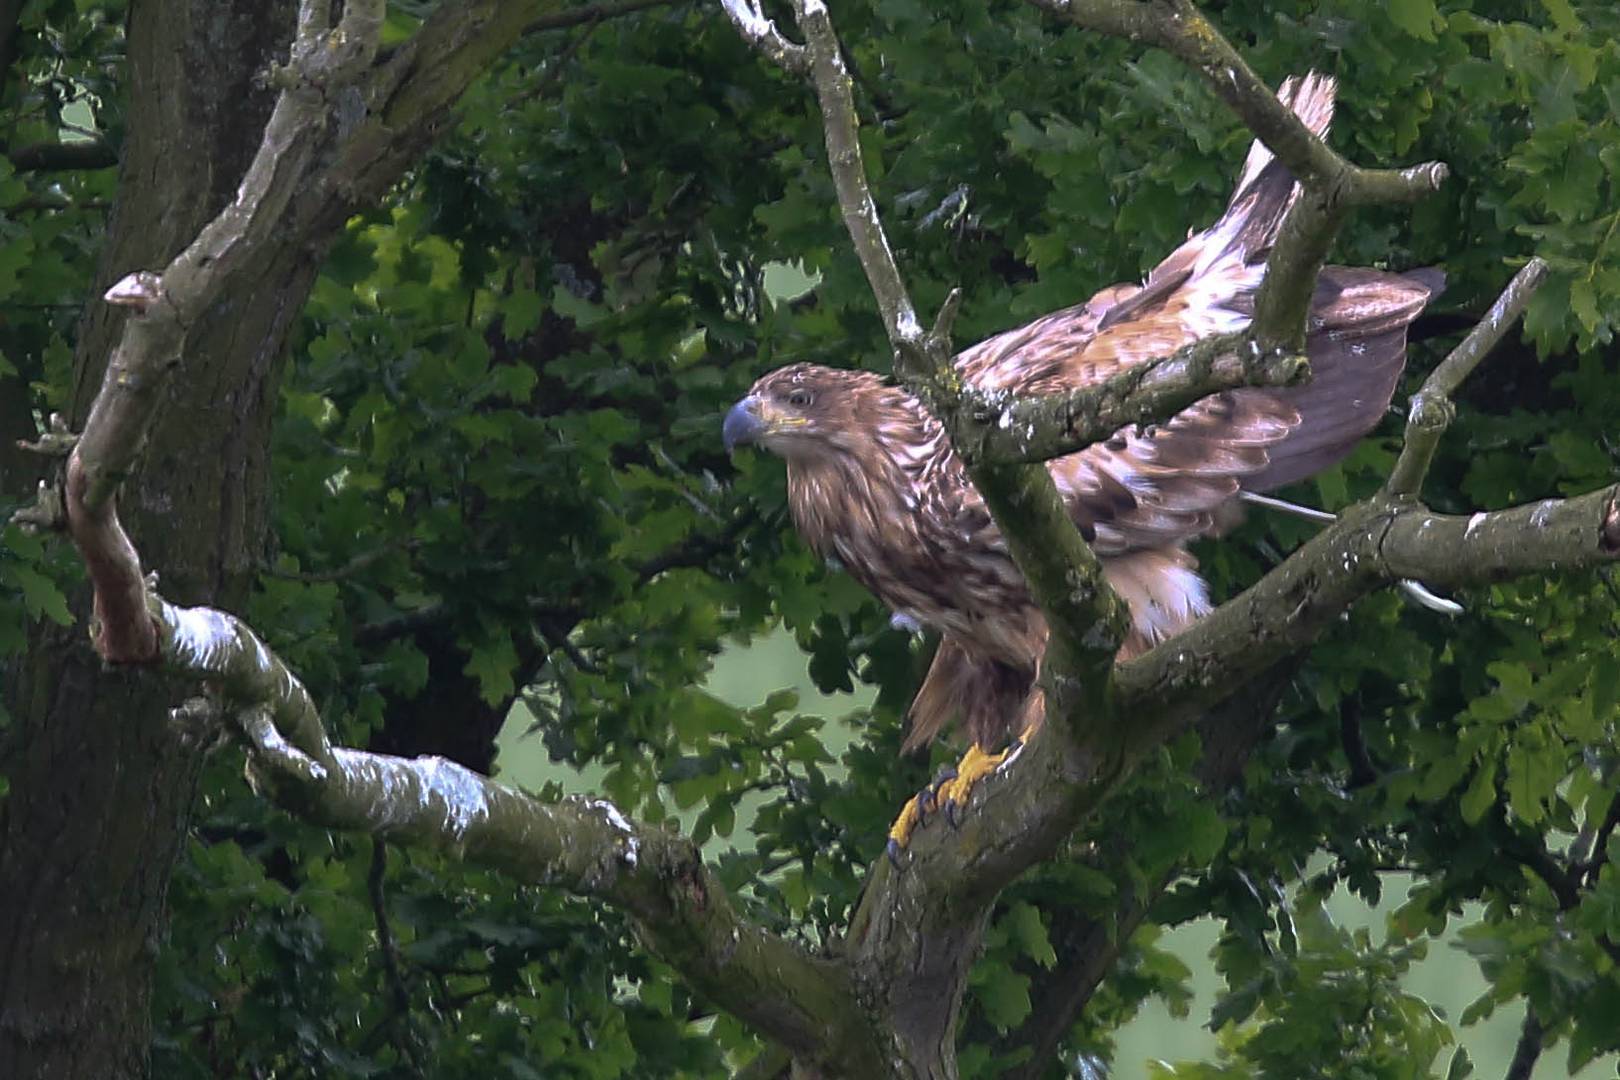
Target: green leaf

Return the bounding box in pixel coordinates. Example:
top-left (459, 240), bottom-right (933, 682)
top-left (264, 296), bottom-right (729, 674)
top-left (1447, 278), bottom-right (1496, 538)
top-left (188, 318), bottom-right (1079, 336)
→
top-left (9, 566), bottom-right (72, 626)
top-left (1005, 902), bottom-right (1057, 969)
top-left (1460, 758), bottom-right (1498, 825)
top-left (1387, 0), bottom-right (1439, 39)
top-left (971, 961), bottom-right (1031, 1031)
top-left (499, 288), bottom-right (544, 341)
top-left (462, 629), bottom-right (518, 707)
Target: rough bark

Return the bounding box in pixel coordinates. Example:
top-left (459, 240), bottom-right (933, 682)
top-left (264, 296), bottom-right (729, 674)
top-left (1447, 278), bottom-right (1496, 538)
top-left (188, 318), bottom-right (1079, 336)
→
top-left (0, 372), bottom-right (35, 499)
top-left (0, 5), bottom-right (301, 1075)
top-left (8, 1), bottom-right (1615, 1078)
top-left (0, 1), bottom-right (569, 1074)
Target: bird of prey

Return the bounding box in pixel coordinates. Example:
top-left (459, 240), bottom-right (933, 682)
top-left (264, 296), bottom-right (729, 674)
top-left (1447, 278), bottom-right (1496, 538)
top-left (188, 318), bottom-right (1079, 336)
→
top-left (723, 73), bottom-right (1441, 853)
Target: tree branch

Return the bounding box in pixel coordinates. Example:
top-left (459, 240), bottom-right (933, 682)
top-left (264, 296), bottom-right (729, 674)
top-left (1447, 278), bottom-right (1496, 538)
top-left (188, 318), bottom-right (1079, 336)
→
top-left (999, 671), bottom-right (1291, 1076)
top-left (1117, 486), bottom-right (1620, 736)
top-left (963, 330), bottom-right (1308, 465)
top-left (1504, 1008), bottom-right (1544, 1080)
top-left (1025, 0), bottom-right (1446, 350)
top-left (6, 139), bottom-right (118, 172)
top-left (148, 594), bottom-right (886, 1074)
top-left (718, 0), bottom-right (808, 76)
top-left (1386, 258), bottom-right (1550, 496)
top-left (60, 3), bottom-right (385, 663)
top-left (525, 0), bottom-right (680, 35)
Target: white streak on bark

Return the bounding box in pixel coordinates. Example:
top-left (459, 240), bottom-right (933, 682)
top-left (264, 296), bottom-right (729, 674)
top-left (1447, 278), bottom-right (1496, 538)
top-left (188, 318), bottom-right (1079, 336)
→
top-left (161, 600), bottom-right (236, 671)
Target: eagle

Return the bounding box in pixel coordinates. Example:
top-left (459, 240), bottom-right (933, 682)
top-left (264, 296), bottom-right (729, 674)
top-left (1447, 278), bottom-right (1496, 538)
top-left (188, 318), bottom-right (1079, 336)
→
top-left (723, 74), bottom-right (1440, 848)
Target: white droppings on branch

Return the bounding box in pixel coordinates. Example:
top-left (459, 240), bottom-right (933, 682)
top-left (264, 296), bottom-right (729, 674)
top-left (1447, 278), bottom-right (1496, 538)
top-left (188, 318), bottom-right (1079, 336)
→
top-left (1530, 500), bottom-right (1558, 529)
top-left (161, 599), bottom-right (237, 671)
top-left (896, 309), bottom-right (923, 342)
top-left (417, 755), bottom-right (492, 841)
top-left (584, 798), bottom-right (641, 866)
top-left (103, 271), bottom-right (165, 313)
top-left (1465, 511), bottom-right (1487, 539)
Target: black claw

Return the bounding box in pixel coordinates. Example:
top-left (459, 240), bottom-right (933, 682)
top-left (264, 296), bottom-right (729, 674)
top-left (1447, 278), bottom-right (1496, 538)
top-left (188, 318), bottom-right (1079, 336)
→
top-left (945, 799), bottom-right (962, 829)
top-left (886, 838), bottom-right (904, 869)
top-left (916, 786), bottom-right (936, 817)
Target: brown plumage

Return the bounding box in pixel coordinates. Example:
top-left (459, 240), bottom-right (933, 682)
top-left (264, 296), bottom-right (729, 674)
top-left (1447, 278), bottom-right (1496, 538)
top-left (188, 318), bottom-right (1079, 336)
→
top-left (723, 74), bottom-right (1440, 754)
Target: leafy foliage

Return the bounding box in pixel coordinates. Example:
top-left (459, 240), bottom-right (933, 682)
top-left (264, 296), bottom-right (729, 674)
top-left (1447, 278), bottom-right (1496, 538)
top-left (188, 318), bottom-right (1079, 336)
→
top-left (5, 0), bottom-right (1620, 1076)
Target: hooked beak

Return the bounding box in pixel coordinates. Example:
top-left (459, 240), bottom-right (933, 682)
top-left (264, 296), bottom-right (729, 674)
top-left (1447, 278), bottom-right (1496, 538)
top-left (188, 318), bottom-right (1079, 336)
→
top-left (723, 396), bottom-right (768, 451)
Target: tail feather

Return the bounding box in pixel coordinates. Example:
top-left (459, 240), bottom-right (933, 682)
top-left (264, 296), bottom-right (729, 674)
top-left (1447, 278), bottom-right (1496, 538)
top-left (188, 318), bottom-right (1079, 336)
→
top-left (1229, 72), bottom-right (1336, 209)
top-left (1097, 73), bottom-right (1339, 336)
top-left (905, 638), bottom-right (1034, 753)
top-left (1194, 71), bottom-right (1337, 277)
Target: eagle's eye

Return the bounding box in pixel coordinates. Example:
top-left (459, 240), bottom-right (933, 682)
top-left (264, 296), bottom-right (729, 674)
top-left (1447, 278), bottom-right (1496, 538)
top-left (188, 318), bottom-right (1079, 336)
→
top-left (787, 388), bottom-right (814, 408)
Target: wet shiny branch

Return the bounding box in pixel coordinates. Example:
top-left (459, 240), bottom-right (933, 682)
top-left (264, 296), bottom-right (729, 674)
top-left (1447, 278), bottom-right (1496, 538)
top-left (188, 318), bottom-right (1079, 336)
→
top-left (148, 593), bottom-right (882, 1074)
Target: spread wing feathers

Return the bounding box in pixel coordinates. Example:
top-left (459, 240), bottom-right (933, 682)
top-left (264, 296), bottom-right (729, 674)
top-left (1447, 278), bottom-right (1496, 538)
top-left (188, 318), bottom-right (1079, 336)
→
top-left (955, 73), bottom-right (1337, 395)
top-left (948, 73), bottom-right (1344, 556)
top-left (1243, 265), bottom-right (1445, 491)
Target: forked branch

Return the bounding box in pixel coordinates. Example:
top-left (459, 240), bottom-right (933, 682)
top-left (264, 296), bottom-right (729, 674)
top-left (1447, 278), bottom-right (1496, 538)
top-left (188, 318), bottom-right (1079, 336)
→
top-left (1386, 257), bottom-right (1550, 496)
top-left (59, 2), bottom-right (386, 663)
top-left (1026, 0), bottom-right (1447, 349)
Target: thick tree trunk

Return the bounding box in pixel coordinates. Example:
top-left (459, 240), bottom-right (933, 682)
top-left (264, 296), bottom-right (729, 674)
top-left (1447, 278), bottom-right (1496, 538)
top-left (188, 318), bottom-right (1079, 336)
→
top-left (0, 4), bottom-right (310, 1075)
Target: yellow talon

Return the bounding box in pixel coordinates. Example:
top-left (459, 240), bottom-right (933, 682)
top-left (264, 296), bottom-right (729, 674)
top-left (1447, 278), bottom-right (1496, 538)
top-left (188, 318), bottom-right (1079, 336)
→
top-left (933, 743), bottom-right (1010, 825)
top-left (886, 720), bottom-right (1040, 863)
top-left (886, 791), bottom-right (928, 864)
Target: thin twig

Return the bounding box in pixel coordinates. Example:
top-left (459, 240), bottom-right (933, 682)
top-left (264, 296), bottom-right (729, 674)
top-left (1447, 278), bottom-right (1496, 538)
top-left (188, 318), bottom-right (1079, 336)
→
top-left (522, 17), bottom-right (605, 101)
top-left (1386, 258), bottom-right (1549, 496)
top-left (266, 539), bottom-right (417, 583)
top-left (524, 0), bottom-right (679, 35)
top-left (1504, 1008), bottom-right (1543, 1080)
top-left (7, 139), bottom-right (118, 172)
top-left (363, 837), bottom-right (426, 1068)
top-left (1580, 779), bottom-right (1620, 887)
top-left (1340, 697), bottom-right (1379, 788)
top-left (788, 0), bottom-right (922, 355)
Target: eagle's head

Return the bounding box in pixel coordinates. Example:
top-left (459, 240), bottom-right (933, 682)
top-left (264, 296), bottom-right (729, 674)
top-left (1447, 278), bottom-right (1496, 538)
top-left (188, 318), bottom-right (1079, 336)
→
top-left (723, 363), bottom-right (894, 463)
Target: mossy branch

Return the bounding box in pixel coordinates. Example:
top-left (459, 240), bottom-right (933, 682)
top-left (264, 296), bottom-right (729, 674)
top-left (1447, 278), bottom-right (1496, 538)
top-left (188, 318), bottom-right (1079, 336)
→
top-left (960, 332), bottom-right (1308, 464)
top-left (151, 594), bottom-right (885, 1074)
top-left (1114, 486), bottom-right (1620, 745)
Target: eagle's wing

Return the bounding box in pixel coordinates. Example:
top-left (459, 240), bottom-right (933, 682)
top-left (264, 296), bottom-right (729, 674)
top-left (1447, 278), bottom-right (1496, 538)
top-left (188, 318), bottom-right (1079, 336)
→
top-left (949, 72), bottom-right (1438, 555)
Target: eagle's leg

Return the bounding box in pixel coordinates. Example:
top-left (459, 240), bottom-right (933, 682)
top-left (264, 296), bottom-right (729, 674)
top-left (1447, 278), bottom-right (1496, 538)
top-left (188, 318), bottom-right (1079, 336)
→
top-left (884, 762), bottom-right (955, 864)
top-left (935, 715), bottom-right (1038, 826)
top-left (884, 720), bottom-right (1040, 863)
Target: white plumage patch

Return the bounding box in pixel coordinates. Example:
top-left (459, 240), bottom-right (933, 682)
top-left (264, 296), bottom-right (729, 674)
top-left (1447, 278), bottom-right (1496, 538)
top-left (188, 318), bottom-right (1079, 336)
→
top-left (1101, 549), bottom-right (1211, 656)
